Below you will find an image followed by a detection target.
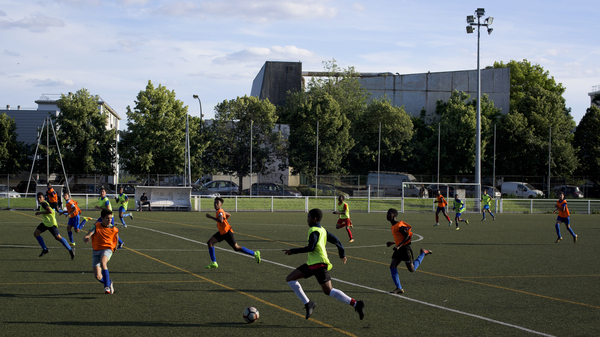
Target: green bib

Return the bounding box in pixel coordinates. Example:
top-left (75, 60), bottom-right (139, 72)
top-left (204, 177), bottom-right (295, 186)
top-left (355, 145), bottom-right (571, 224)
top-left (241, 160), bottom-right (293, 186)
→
top-left (306, 226), bottom-right (332, 271)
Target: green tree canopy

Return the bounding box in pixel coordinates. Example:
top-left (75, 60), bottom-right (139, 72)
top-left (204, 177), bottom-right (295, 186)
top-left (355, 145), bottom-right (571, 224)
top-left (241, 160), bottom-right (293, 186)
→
top-left (574, 105), bottom-right (600, 180)
top-left (119, 81), bottom-right (188, 175)
top-left (0, 113), bottom-right (28, 174)
top-left (55, 89), bottom-right (116, 174)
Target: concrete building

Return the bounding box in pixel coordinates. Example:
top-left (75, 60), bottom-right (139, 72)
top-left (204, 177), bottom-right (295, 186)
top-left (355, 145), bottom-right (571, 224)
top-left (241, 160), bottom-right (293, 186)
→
top-left (589, 84), bottom-right (600, 107)
top-left (251, 61), bottom-right (511, 116)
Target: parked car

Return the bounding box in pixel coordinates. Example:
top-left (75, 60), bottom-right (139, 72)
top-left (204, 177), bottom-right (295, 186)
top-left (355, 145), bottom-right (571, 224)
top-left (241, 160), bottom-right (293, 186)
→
top-left (203, 180), bottom-right (240, 195)
top-left (501, 182), bottom-right (544, 198)
top-left (116, 184), bottom-right (136, 194)
top-left (307, 184), bottom-right (349, 197)
top-left (15, 180), bottom-right (37, 194)
top-left (0, 185), bottom-right (21, 198)
top-left (426, 185), bottom-right (457, 198)
top-left (191, 185), bottom-right (220, 198)
top-left (553, 185), bottom-right (584, 198)
top-left (465, 185), bottom-right (502, 198)
top-left (242, 183), bottom-right (302, 197)
top-left (69, 184), bottom-right (115, 194)
top-left (365, 172), bottom-right (426, 197)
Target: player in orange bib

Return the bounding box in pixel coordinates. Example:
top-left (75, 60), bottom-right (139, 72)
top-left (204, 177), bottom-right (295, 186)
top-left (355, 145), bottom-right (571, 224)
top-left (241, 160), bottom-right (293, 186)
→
top-left (552, 192), bottom-right (577, 243)
top-left (84, 209), bottom-right (119, 294)
top-left (434, 190), bottom-right (452, 226)
top-left (386, 208), bottom-right (432, 294)
top-left (204, 197), bottom-right (261, 269)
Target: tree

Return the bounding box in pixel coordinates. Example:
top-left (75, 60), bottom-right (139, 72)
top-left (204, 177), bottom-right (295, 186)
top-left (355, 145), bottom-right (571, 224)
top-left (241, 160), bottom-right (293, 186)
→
top-left (280, 91), bottom-right (353, 176)
top-left (574, 105), bottom-right (600, 180)
top-left (0, 113), bottom-right (28, 174)
top-left (203, 95), bottom-right (282, 189)
top-left (350, 98), bottom-right (414, 174)
top-left (55, 89), bottom-right (116, 174)
top-left (119, 81), bottom-right (188, 175)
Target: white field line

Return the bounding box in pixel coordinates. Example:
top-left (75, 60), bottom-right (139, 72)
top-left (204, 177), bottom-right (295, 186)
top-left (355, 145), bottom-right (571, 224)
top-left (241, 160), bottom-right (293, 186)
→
top-left (126, 225), bottom-right (554, 337)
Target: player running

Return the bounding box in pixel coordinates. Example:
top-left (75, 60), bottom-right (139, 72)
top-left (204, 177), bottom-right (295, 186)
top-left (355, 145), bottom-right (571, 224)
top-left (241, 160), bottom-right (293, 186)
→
top-left (63, 191), bottom-right (93, 248)
top-left (552, 192), bottom-right (577, 243)
top-left (95, 187), bottom-right (124, 249)
top-left (204, 197), bottom-right (261, 269)
top-left (84, 209), bottom-right (120, 294)
top-left (385, 208), bottom-right (432, 294)
top-left (434, 190), bottom-right (452, 227)
top-left (452, 194), bottom-right (469, 230)
top-left (481, 189), bottom-right (496, 221)
top-left (115, 186), bottom-right (133, 228)
top-left (333, 195), bottom-right (354, 242)
top-left (34, 192), bottom-right (75, 259)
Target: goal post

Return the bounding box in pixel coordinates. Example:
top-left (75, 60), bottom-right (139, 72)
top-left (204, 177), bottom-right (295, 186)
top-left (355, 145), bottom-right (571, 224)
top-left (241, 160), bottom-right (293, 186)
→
top-left (402, 182), bottom-right (482, 213)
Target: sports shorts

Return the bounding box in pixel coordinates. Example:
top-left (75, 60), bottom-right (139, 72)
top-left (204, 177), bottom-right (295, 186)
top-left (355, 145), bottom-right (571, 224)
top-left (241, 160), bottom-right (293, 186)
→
top-left (36, 223), bottom-right (61, 238)
top-left (92, 249), bottom-right (113, 267)
top-left (556, 216), bottom-right (570, 225)
top-left (119, 206), bottom-right (127, 213)
top-left (336, 218), bottom-right (352, 229)
top-left (482, 205), bottom-right (490, 210)
top-left (67, 215), bottom-right (81, 228)
top-left (392, 244), bottom-right (414, 263)
top-left (436, 206), bottom-right (447, 213)
top-left (297, 263), bottom-right (332, 285)
top-left (456, 212), bottom-right (463, 217)
top-left (212, 230), bottom-right (237, 247)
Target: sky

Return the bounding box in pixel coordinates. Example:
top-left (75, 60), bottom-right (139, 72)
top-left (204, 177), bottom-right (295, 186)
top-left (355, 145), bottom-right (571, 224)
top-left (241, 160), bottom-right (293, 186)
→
top-left (1, 0), bottom-right (599, 130)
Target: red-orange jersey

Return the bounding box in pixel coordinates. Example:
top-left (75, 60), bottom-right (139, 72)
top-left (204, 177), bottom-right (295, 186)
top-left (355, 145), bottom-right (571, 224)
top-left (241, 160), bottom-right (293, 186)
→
top-left (91, 222), bottom-right (119, 251)
top-left (391, 221), bottom-right (412, 247)
top-left (556, 199), bottom-right (570, 218)
top-left (215, 208), bottom-right (232, 235)
top-left (436, 195), bottom-right (448, 207)
top-left (47, 188), bottom-right (58, 203)
top-left (65, 199), bottom-right (81, 218)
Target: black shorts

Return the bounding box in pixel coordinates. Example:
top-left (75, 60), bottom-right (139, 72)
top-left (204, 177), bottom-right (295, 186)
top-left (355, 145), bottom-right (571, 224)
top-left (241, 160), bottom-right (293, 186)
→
top-left (36, 223), bottom-right (61, 238)
top-left (211, 231), bottom-right (237, 247)
top-left (48, 202), bottom-right (58, 210)
top-left (297, 263), bottom-right (331, 285)
top-left (392, 244), bottom-right (414, 263)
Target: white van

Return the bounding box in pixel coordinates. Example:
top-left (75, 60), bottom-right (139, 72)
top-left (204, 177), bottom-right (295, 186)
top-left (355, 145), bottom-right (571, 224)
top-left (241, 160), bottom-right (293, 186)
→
top-left (501, 182), bottom-right (544, 198)
top-left (366, 172), bottom-right (428, 197)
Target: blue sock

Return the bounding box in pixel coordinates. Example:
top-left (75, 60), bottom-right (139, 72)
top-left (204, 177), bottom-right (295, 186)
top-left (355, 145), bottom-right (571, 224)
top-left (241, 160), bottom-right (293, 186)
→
top-left (98, 278), bottom-right (104, 284)
top-left (240, 246), bottom-right (255, 256)
top-left (79, 219), bottom-right (87, 229)
top-left (413, 252), bottom-right (425, 271)
top-left (567, 227), bottom-right (576, 237)
top-left (118, 237), bottom-right (123, 246)
top-left (36, 236), bottom-right (47, 250)
top-left (208, 246), bottom-right (216, 262)
top-left (102, 269), bottom-right (111, 288)
top-left (120, 217), bottom-right (126, 226)
top-left (490, 212), bottom-right (495, 218)
top-left (68, 231), bottom-right (74, 243)
top-left (555, 223), bottom-right (561, 237)
top-left (123, 213), bottom-right (130, 218)
top-left (390, 268), bottom-right (402, 289)
top-left (59, 237), bottom-right (72, 251)
top-left (482, 212), bottom-right (486, 219)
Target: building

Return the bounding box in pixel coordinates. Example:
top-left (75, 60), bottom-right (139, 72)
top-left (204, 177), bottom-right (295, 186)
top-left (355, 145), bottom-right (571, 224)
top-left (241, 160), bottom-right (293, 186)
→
top-left (589, 84), bottom-right (600, 107)
top-left (251, 61), bottom-right (511, 117)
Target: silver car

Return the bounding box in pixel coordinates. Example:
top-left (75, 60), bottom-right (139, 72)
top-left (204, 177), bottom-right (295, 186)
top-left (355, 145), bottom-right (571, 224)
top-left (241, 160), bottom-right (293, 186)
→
top-left (203, 180), bottom-right (240, 195)
top-left (0, 185), bottom-right (21, 198)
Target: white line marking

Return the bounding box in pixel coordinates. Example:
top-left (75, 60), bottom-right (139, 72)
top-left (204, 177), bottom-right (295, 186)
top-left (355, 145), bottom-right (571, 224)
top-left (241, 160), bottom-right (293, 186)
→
top-left (127, 224), bottom-right (555, 337)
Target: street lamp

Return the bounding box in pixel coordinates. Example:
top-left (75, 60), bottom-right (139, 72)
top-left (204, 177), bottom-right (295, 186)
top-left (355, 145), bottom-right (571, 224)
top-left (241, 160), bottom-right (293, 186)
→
top-left (466, 8), bottom-right (493, 208)
top-left (192, 94), bottom-right (204, 124)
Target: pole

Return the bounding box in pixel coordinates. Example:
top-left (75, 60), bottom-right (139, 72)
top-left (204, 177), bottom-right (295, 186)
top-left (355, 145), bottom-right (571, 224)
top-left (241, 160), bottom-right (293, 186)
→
top-left (377, 122), bottom-right (381, 195)
top-left (493, 124), bottom-right (496, 192)
top-left (46, 117), bottom-right (49, 182)
top-left (250, 120), bottom-right (253, 196)
top-left (437, 122), bottom-right (440, 189)
top-left (548, 126), bottom-right (551, 197)
top-left (475, 13), bottom-right (482, 209)
top-left (315, 121), bottom-right (319, 198)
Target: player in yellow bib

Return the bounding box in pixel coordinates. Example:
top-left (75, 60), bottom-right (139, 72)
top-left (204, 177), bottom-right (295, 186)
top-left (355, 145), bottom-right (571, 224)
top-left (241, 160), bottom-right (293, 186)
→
top-left (34, 192), bottom-right (75, 259)
top-left (480, 189), bottom-right (496, 221)
top-left (333, 195), bottom-right (354, 242)
top-left (115, 186), bottom-right (133, 228)
top-left (283, 208), bottom-right (365, 320)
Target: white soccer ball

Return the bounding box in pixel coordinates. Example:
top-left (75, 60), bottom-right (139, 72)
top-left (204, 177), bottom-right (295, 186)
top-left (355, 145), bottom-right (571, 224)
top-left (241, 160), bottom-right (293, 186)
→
top-left (243, 306), bottom-right (259, 323)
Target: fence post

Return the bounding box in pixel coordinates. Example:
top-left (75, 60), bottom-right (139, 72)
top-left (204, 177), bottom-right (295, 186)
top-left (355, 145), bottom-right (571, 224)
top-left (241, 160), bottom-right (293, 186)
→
top-left (368, 185), bottom-right (371, 213)
top-left (530, 199), bottom-right (533, 214)
top-left (305, 196), bottom-right (309, 213)
top-left (588, 200), bottom-right (591, 214)
top-left (271, 196), bottom-right (274, 212)
top-left (499, 198), bottom-right (503, 213)
top-left (401, 197), bottom-right (405, 213)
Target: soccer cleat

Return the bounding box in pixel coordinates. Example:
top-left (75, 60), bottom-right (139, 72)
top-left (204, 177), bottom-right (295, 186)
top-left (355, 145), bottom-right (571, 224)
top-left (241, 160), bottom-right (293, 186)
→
top-left (481, 218), bottom-right (486, 222)
top-left (448, 221), bottom-right (452, 227)
top-left (205, 261), bottom-right (219, 269)
top-left (69, 242), bottom-right (76, 247)
top-left (492, 216), bottom-right (496, 221)
top-left (129, 214), bottom-right (133, 220)
top-left (84, 217), bottom-right (93, 221)
top-left (555, 237), bottom-right (562, 243)
top-left (110, 282), bottom-right (114, 294)
top-left (349, 239), bottom-right (354, 243)
top-left (390, 288), bottom-right (404, 294)
top-left (574, 235), bottom-right (578, 243)
top-left (255, 251), bottom-right (261, 264)
top-left (455, 227), bottom-right (460, 231)
top-left (117, 242), bottom-right (124, 249)
top-left (69, 249), bottom-right (75, 260)
top-left (434, 223), bottom-right (439, 226)
top-left (104, 286), bottom-right (111, 294)
top-left (39, 248), bottom-right (50, 257)
top-left (420, 248), bottom-right (433, 255)
top-left (465, 220), bottom-right (469, 225)
top-left (355, 300), bottom-right (365, 320)
top-left (304, 300), bottom-right (316, 319)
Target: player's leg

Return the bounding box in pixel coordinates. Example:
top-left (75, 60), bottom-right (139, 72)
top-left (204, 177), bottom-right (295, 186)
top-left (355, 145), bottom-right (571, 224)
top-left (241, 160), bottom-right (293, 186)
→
top-left (205, 234), bottom-right (220, 268)
top-left (555, 218), bottom-right (563, 242)
top-left (49, 227), bottom-right (74, 258)
top-left (435, 208), bottom-right (440, 225)
top-left (34, 225), bottom-right (49, 256)
top-left (442, 207), bottom-right (452, 224)
top-left (564, 217), bottom-right (577, 242)
top-left (100, 252), bottom-right (113, 294)
top-left (412, 248), bottom-right (433, 271)
top-left (286, 266), bottom-right (314, 318)
top-left (321, 277), bottom-right (365, 320)
top-left (119, 207), bottom-right (127, 227)
top-left (227, 232), bottom-right (260, 263)
top-left (389, 257), bottom-right (403, 293)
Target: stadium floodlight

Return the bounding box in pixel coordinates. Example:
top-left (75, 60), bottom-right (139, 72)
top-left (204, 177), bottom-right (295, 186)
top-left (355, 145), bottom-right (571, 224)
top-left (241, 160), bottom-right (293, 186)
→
top-left (192, 94), bottom-right (204, 122)
top-left (465, 7), bottom-right (495, 210)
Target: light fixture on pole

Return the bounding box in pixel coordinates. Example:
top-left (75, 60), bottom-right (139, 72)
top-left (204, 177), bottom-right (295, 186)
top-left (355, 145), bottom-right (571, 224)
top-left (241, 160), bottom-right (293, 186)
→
top-left (192, 94), bottom-right (204, 125)
top-left (466, 7), bottom-right (493, 207)
top-left (191, 94), bottom-right (203, 186)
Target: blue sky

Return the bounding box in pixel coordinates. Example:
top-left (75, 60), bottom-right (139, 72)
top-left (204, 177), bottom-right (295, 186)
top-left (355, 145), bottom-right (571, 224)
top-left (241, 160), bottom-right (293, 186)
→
top-left (1, 0), bottom-right (598, 129)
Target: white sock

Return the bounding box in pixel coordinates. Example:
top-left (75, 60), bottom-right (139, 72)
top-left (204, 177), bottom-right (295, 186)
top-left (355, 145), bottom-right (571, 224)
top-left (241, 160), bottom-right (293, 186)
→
top-left (287, 280), bottom-right (309, 304)
top-left (329, 288), bottom-right (352, 305)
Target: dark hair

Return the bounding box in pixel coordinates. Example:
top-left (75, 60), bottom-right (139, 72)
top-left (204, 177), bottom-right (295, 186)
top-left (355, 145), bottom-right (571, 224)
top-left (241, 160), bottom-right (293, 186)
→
top-left (99, 187), bottom-right (106, 193)
top-left (308, 208), bottom-right (323, 222)
top-left (101, 209), bottom-right (113, 218)
top-left (215, 197), bottom-right (224, 204)
top-left (47, 182), bottom-right (52, 187)
top-left (388, 208), bottom-right (398, 217)
top-left (36, 192), bottom-right (44, 198)
top-left (338, 195), bottom-right (345, 202)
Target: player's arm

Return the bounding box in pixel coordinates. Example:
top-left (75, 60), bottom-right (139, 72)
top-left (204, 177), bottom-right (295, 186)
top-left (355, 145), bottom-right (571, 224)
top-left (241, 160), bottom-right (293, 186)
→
top-left (326, 230), bottom-right (346, 262)
top-left (83, 226), bottom-right (96, 243)
top-left (285, 232), bottom-right (319, 255)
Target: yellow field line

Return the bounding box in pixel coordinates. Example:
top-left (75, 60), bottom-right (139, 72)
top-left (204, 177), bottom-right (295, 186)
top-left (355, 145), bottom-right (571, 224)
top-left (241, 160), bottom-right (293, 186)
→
top-left (125, 246), bottom-right (358, 337)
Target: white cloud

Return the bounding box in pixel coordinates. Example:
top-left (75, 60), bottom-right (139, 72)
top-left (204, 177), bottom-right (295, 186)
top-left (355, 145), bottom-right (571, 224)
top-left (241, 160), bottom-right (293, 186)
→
top-left (0, 10), bottom-right (6, 17)
top-left (212, 45), bottom-right (315, 64)
top-left (119, 0), bottom-right (149, 5)
top-left (0, 13), bottom-right (65, 32)
top-left (4, 50), bottom-right (21, 57)
top-left (29, 78), bottom-right (75, 87)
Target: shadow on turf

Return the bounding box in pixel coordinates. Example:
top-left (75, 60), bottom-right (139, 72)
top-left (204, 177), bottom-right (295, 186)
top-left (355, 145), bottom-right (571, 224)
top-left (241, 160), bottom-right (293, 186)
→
top-left (4, 321), bottom-right (288, 328)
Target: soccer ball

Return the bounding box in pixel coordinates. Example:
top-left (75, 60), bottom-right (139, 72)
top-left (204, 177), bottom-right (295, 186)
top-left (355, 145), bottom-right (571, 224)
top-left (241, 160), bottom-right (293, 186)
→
top-left (243, 306), bottom-right (259, 323)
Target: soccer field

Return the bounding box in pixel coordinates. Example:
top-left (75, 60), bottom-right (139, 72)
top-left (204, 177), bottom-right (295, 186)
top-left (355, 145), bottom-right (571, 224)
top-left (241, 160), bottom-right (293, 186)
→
top-left (1, 209), bottom-right (599, 337)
